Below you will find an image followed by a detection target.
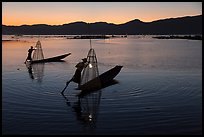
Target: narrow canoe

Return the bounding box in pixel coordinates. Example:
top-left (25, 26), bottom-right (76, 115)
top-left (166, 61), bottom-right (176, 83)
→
top-left (79, 65), bottom-right (123, 92)
top-left (31, 53), bottom-right (71, 63)
top-left (78, 79), bottom-right (119, 97)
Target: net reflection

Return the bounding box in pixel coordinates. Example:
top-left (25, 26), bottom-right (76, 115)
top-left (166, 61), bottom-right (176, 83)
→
top-left (62, 89), bottom-right (102, 128)
top-left (26, 62), bottom-right (45, 83)
top-left (62, 79), bottom-right (119, 130)
top-left (76, 90), bottom-right (102, 127)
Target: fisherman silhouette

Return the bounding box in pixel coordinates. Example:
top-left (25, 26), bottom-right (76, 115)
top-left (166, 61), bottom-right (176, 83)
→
top-left (61, 58), bottom-right (88, 94)
top-left (25, 46), bottom-right (35, 63)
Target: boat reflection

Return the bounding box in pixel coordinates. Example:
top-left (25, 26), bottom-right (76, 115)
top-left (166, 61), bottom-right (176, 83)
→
top-left (25, 62), bottom-right (45, 83)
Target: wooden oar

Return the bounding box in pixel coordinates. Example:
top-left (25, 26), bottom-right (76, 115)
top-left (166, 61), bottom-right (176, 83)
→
top-left (61, 84), bottom-right (68, 94)
top-left (61, 79), bottom-right (72, 94)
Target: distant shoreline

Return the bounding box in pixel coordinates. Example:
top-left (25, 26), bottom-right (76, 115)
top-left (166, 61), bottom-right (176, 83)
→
top-left (2, 40), bottom-right (20, 41)
top-left (2, 15), bottom-right (202, 35)
top-left (152, 35), bottom-right (202, 40)
top-left (2, 35), bottom-right (202, 41)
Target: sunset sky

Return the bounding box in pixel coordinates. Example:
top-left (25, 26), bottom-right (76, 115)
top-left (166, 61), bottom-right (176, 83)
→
top-left (2, 2), bottom-right (202, 26)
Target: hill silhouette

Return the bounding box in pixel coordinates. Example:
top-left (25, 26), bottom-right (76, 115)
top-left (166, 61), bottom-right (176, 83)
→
top-left (2, 15), bottom-right (202, 35)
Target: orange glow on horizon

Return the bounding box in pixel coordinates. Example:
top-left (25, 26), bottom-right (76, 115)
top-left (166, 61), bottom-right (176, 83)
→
top-left (2, 2), bottom-right (202, 26)
top-left (3, 13), bottom-right (202, 26)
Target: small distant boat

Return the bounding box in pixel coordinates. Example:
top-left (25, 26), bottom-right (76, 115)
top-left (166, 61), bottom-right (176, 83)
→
top-left (30, 53), bottom-right (71, 63)
top-left (79, 65), bottom-right (123, 92)
top-left (25, 40), bottom-right (71, 64)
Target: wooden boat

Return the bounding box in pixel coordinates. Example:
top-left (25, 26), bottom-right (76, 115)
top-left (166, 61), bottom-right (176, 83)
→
top-left (79, 65), bottom-right (123, 92)
top-left (78, 79), bottom-right (119, 97)
top-left (30, 53), bottom-right (71, 63)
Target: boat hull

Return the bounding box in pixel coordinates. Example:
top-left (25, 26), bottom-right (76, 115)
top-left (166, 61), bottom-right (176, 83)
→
top-left (79, 65), bottom-right (123, 92)
top-left (31, 53), bottom-right (71, 63)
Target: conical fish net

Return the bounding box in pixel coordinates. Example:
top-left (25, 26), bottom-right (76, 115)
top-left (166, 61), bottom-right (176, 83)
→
top-left (79, 48), bottom-right (102, 125)
top-left (32, 40), bottom-right (44, 61)
top-left (80, 48), bottom-right (100, 86)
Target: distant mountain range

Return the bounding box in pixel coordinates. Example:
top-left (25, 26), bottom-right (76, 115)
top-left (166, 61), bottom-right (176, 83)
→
top-left (2, 15), bottom-right (202, 35)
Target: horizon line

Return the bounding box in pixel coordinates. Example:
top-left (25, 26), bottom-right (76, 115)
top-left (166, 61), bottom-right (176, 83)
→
top-left (2, 14), bottom-right (202, 26)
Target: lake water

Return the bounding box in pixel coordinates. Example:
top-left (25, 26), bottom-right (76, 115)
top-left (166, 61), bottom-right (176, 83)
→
top-left (2, 35), bottom-right (202, 135)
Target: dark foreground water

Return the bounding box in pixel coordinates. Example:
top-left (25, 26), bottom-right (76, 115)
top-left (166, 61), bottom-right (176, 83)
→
top-left (2, 35), bottom-right (202, 135)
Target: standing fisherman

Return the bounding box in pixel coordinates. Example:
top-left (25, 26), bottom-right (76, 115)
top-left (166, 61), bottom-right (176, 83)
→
top-left (25, 46), bottom-right (35, 63)
top-left (61, 58), bottom-right (88, 94)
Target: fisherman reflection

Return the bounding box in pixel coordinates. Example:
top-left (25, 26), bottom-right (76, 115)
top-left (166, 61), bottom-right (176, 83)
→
top-left (72, 98), bottom-right (83, 121)
top-left (62, 94), bottom-right (83, 121)
top-left (25, 63), bottom-right (44, 83)
top-left (26, 63), bottom-right (34, 79)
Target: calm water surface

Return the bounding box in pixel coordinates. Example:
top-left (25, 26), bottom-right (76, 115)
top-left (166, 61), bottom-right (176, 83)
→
top-left (2, 35), bottom-right (202, 135)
